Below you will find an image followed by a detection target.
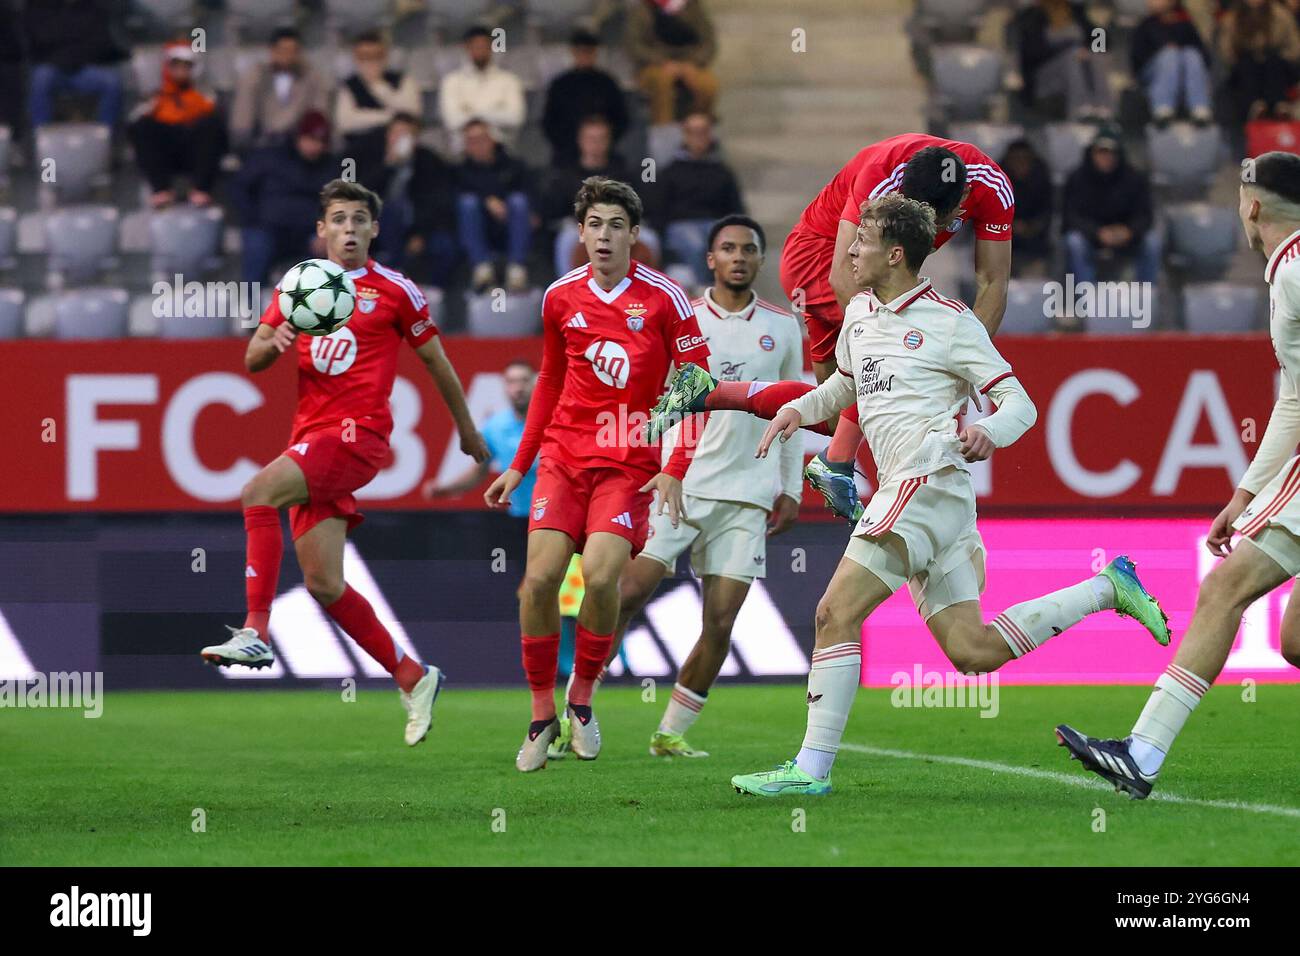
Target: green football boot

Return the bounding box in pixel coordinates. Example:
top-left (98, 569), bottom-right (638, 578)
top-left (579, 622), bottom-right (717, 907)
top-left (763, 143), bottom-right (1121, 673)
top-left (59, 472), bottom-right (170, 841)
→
top-left (646, 362), bottom-right (716, 443)
top-left (731, 760), bottom-right (831, 797)
top-left (1100, 555), bottom-right (1172, 646)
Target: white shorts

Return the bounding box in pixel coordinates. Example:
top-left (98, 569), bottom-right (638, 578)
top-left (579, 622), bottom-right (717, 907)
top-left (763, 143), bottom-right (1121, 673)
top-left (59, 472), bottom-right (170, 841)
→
top-left (640, 494), bottom-right (769, 581)
top-left (1233, 455), bottom-right (1300, 575)
top-left (843, 465), bottom-right (986, 618)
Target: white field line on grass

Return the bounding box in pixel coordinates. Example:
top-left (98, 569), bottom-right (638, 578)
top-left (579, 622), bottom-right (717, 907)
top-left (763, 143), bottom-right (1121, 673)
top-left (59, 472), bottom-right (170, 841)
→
top-left (840, 742), bottom-right (1300, 820)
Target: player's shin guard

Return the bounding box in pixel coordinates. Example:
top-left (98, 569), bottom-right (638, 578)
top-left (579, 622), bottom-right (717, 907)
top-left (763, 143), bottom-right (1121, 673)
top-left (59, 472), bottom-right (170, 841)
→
top-left (570, 624), bottom-right (613, 705)
top-left (522, 632), bottom-right (561, 720)
top-left (795, 643), bottom-right (862, 780)
top-left (826, 406), bottom-right (863, 464)
top-left (705, 381), bottom-right (833, 436)
top-left (990, 576), bottom-right (1115, 658)
top-left (1129, 664), bottom-right (1209, 775)
top-left (242, 506), bottom-right (283, 638)
top-left (325, 585), bottom-right (424, 691)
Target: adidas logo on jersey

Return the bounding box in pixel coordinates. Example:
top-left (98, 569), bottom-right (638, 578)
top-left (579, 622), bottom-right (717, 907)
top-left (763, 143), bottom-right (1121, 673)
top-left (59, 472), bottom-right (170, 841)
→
top-left (610, 512), bottom-right (634, 528)
top-left (290, 442), bottom-right (309, 456)
top-left (245, 565), bottom-right (258, 578)
top-left (566, 312), bottom-right (588, 329)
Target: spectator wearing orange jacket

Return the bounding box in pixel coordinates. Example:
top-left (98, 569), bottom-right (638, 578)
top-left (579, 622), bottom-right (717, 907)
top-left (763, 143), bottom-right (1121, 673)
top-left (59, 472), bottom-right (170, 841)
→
top-left (127, 42), bottom-right (227, 208)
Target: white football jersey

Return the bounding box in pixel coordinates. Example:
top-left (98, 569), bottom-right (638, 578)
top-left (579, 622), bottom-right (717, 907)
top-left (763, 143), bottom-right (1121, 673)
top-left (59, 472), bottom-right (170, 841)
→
top-left (659, 287), bottom-right (805, 509)
top-left (1238, 228), bottom-right (1300, 495)
top-left (784, 277), bottom-right (1035, 487)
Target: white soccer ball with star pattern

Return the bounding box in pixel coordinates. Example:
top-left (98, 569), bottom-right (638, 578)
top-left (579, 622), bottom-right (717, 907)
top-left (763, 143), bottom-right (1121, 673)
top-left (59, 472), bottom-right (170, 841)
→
top-left (277, 258), bottom-right (356, 336)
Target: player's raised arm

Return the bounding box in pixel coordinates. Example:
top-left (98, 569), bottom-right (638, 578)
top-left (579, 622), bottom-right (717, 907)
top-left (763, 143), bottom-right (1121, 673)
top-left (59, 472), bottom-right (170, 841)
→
top-left (972, 237), bottom-right (1011, 336)
top-left (414, 336), bottom-right (489, 463)
top-left (828, 218), bottom-right (862, 311)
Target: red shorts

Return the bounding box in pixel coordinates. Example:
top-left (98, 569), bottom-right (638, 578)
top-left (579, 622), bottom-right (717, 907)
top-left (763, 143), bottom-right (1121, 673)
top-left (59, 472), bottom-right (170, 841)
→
top-left (283, 427), bottom-right (392, 540)
top-left (780, 227), bottom-right (843, 364)
top-left (528, 457), bottom-right (654, 556)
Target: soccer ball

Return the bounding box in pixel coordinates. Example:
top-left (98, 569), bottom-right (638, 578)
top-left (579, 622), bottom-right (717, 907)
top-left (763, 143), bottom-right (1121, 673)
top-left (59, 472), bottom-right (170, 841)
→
top-left (277, 258), bottom-right (356, 336)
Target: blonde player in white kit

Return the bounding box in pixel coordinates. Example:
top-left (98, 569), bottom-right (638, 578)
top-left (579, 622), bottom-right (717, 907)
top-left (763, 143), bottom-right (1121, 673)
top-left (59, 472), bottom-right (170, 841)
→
top-left (551, 215), bottom-right (805, 760)
top-left (730, 194), bottom-right (1172, 797)
top-left (1058, 151), bottom-right (1300, 799)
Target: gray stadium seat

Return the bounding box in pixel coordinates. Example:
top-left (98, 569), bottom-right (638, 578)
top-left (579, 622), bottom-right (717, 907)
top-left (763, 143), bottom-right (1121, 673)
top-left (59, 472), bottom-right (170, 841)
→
top-left (52, 288), bottom-right (130, 340)
top-left (947, 122), bottom-right (1025, 166)
top-left (1112, 0), bottom-right (1150, 27)
top-left (45, 206), bottom-right (119, 285)
top-left (1182, 283), bottom-right (1264, 333)
top-left (135, 0), bottom-right (196, 33)
top-left (1042, 122), bottom-right (1096, 185)
top-left (1000, 278), bottom-right (1054, 334)
top-left (1147, 123), bottom-right (1222, 194)
top-left (428, 0), bottom-right (497, 35)
top-left (225, 0), bottom-right (298, 39)
top-left (35, 123), bottom-right (111, 204)
top-left (131, 46), bottom-right (165, 98)
top-left (529, 1), bottom-right (599, 41)
top-left (1164, 203), bottom-right (1238, 278)
top-left (465, 287), bottom-right (542, 337)
top-left (930, 45), bottom-right (1002, 120)
top-left (324, 0), bottom-right (395, 37)
top-left (149, 206), bottom-right (224, 280)
top-left (0, 289), bottom-right (23, 338)
top-left (0, 207), bottom-right (16, 270)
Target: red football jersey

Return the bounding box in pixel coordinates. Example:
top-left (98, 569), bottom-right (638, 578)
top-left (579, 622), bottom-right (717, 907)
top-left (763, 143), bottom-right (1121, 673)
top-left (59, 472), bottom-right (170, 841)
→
top-left (261, 258), bottom-right (438, 444)
top-left (511, 261), bottom-right (710, 481)
top-left (795, 132), bottom-right (1015, 249)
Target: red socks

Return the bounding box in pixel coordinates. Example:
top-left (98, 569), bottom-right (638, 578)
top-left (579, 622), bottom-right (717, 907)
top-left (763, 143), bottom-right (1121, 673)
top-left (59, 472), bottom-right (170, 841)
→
top-left (569, 624), bottom-right (613, 705)
top-left (242, 506), bottom-right (282, 638)
top-left (325, 585), bottom-right (424, 692)
top-left (704, 381), bottom-right (833, 436)
top-left (522, 633), bottom-right (560, 720)
top-left (826, 406), bottom-right (863, 463)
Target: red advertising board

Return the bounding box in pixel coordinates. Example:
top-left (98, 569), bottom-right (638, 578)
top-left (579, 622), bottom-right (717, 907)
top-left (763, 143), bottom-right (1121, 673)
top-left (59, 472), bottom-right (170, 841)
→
top-left (0, 334), bottom-right (1279, 512)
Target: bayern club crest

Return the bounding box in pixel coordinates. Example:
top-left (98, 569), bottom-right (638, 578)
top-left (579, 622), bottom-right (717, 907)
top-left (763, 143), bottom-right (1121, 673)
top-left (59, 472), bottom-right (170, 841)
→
top-left (903, 329), bottom-right (924, 350)
top-left (759, 333), bottom-right (775, 351)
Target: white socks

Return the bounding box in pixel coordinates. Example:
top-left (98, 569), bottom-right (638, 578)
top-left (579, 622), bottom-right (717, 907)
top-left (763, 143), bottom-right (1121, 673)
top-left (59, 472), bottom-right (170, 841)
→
top-left (1129, 664), bottom-right (1210, 775)
top-left (992, 575), bottom-right (1115, 658)
top-left (659, 683), bottom-right (707, 736)
top-left (795, 642), bottom-right (862, 780)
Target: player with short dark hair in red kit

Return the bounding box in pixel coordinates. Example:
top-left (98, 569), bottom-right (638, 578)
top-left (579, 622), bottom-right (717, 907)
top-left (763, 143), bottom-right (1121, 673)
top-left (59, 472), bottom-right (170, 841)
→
top-left (200, 178), bottom-right (489, 748)
top-left (484, 176), bottom-right (710, 771)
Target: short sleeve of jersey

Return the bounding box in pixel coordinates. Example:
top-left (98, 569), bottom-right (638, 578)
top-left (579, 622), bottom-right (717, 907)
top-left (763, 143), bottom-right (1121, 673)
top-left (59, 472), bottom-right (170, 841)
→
top-left (971, 181), bottom-right (1015, 242)
top-left (395, 284), bottom-right (438, 348)
top-left (949, 311), bottom-right (1014, 394)
top-left (839, 158), bottom-right (890, 226)
top-left (664, 286), bottom-right (710, 364)
top-left (260, 291), bottom-right (284, 328)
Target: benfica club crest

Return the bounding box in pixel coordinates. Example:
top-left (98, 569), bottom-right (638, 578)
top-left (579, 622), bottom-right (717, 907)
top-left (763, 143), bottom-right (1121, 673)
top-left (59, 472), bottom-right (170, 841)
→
top-left (533, 496), bottom-right (548, 520)
top-left (625, 304), bottom-right (647, 331)
top-left (357, 288), bottom-right (379, 314)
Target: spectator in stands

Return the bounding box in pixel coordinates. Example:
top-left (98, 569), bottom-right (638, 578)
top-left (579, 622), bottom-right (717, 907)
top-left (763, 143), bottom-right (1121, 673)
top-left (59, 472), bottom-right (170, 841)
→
top-left (628, 0), bottom-right (719, 125)
top-left (542, 28), bottom-right (630, 167)
top-left (422, 358), bottom-right (538, 520)
top-left (1012, 0), bottom-right (1114, 121)
top-left (127, 43), bottom-right (226, 209)
top-left (1132, 0), bottom-right (1214, 126)
top-left (1000, 139), bottom-right (1053, 271)
top-left (439, 25), bottom-right (527, 155)
top-left (230, 28), bottom-right (330, 152)
top-left (1062, 130), bottom-right (1161, 309)
top-left (24, 0), bottom-right (126, 129)
top-left (1219, 0), bottom-right (1300, 121)
top-left (360, 113), bottom-right (459, 289)
top-left (455, 119), bottom-right (534, 294)
top-left (651, 111), bottom-right (744, 286)
top-left (544, 115), bottom-right (645, 276)
top-left (232, 110), bottom-right (337, 284)
top-left (335, 30), bottom-right (421, 161)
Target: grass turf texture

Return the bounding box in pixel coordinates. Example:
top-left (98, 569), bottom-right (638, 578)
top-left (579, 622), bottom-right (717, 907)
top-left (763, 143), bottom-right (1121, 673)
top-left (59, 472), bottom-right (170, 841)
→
top-left (2, 684), bottom-right (1297, 866)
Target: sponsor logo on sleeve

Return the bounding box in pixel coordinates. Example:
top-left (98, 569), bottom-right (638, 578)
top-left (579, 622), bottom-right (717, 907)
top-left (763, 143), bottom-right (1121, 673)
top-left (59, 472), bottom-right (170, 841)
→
top-left (675, 333), bottom-right (708, 353)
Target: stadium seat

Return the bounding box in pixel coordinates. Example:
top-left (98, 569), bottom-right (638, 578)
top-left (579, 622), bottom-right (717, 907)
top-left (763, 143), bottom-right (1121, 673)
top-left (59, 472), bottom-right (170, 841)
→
top-left (1182, 282), bottom-right (1264, 333)
top-left (45, 206), bottom-right (119, 286)
top-left (131, 46), bottom-right (165, 98)
top-left (1164, 203), bottom-right (1238, 279)
top-left (999, 278), bottom-right (1055, 334)
top-left (35, 123), bottom-right (111, 204)
top-left (465, 287), bottom-right (543, 337)
top-left (134, 0), bottom-right (196, 35)
top-left (930, 45), bottom-right (1002, 121)
top-left (225, 0), bottom-right (298, 40)
top-left (428, 0), bottom-right (498, 36)
top-left (51, 288), bottom-right (130, 340)
top-left (528, 1), bottom-right (599, 42)
top-left (149, 206), bottom-right (224, 280)
top-left (912, 0), bottom-right (988, 43)
top-left (1042, 122), bottom-right (1095, 186)
top-left (0, 288), bottom-right (22, 338)
top-left (947, 122), bottom-right (1025, 167)
top-left (1147, 123), bottom-right (1222, 195)
top-left (154, 299), bottom-right (242, 339)
top-left (647, 123), bottom-right (683, 169)
top-left (323, 0), bottom-right (395, 38)
top-left (1112, 0), bottom-right (1150, 28)
top-left (0, 207), bottom-right (16, 271)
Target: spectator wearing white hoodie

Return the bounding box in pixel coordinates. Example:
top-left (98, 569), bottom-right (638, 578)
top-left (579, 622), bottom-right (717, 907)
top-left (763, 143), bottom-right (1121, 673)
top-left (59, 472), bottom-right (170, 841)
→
top-left (438, 25), bottom-right (526, 154)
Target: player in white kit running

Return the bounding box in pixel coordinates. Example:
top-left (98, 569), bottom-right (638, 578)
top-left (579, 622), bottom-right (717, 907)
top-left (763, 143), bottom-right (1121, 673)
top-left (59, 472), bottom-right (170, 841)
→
top-left (1057, 151), bottom-right (1300, 799)
top-left (729, 194), bottom-right (1172, 797)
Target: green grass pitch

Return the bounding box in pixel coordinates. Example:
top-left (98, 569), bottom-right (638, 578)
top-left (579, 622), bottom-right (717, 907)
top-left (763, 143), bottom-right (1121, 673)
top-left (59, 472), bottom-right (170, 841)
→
top-left (2, 683), bottom-right (1297, 866)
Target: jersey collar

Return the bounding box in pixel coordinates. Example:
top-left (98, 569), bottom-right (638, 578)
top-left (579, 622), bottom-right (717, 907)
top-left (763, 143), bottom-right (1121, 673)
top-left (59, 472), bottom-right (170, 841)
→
top-left (345, 259), bottom-right (372, 281)
top-left (702, 286), bottom-right (757, 321)
top-left (586, 264), bottom-right (632, 304)
top-left (876, 277), bottom-right (932, 315)
top-left (1265, 229), bottom-right (1300, 284)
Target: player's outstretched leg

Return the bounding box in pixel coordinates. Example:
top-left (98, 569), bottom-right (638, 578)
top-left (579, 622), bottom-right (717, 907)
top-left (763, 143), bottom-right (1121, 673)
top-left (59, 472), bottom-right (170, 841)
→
top-left (804, 451), bottom-right (863, 523)
top-left (200, 625), bottom-right (275, 669)
top-left (647, 363), bottom-right (834, 443)
top-left (1057, 536), bottom-right (1289, 797)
